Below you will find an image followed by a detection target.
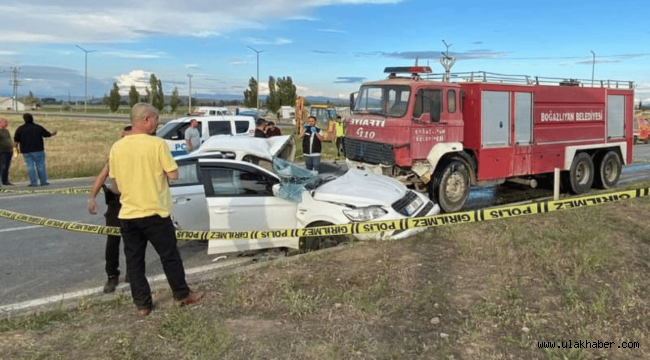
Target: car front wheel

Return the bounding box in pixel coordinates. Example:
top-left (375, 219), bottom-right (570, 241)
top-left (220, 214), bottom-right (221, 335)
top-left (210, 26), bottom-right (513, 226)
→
top-left (299, 221), bottom-right (351, 253)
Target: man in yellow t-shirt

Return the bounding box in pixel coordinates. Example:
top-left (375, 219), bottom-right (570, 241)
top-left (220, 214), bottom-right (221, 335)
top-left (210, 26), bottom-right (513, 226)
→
top-left (109, 103), bottom-right (203, 316)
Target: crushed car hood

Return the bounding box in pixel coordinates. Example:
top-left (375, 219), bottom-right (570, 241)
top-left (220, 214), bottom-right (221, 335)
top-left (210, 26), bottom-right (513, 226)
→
top-left (311, 169), bottom-right (407, 207)
top-left (196, 135), bottom-right (294, 161)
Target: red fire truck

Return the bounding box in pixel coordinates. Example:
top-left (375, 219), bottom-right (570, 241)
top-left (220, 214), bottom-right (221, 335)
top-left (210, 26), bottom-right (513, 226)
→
top-left (344, 61), bottom-right (635, 213)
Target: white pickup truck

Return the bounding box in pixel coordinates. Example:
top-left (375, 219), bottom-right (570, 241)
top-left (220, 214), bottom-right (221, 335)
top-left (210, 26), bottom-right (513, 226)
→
top-left (156, 115), bottom-right (256, 156)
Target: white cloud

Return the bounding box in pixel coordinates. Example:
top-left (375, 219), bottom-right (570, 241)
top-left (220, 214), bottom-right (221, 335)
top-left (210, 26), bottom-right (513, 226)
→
top-left (103, 51), bottom-right (165, 59)
top-left (228, 58), bottom-right (248, 65)
top-left (246, 37), bottom-right (293, 45)
top-left (115, 70), bottom-right (152, 95)
top-left (317, 28), bottom-right (347, 33)
top-left (0, 0), bottom-right (404, 44)
top-left (287, 15), bottom-right (319, 21)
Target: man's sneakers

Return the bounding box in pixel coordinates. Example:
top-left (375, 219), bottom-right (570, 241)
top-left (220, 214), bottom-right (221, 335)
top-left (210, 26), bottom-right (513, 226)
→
top-left (136, 292), bottom-right (203, 317)
top-left (137, 308), bottom-right (152, 317)
top-left (176, 291), bottom-right (205, 307)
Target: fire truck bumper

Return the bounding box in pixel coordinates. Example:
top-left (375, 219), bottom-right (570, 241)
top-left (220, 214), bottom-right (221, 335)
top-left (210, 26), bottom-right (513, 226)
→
top-left (345, 159), bottom-right (388, 176)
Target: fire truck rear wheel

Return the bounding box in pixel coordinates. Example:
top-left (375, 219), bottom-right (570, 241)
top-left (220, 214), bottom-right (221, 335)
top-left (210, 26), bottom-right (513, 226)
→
top-left (565, 152), bottom-right (594, 194)
top-left (433, 160), bottom-right (470, 213)
top-left (593, 150), bottom-right (621, 189)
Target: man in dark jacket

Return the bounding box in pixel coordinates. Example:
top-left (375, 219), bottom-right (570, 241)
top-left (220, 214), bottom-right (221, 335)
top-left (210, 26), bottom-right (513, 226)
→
top-left (0, 118), bottom-right (14, 185)
top-left (254, 118), bottom-right (268, 138)
top-left (299, 116), bottom-right (324, 174)
top-left (265, 121), bottom-right (282, 137)
top-left (87, 126), bottom-right (132, 293)
top-left (13, 113), bottom-right (57, 186)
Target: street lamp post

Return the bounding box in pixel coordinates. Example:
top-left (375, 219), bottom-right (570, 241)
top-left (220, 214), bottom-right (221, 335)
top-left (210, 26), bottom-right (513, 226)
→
top-left (187, 74), bottom-right (193, 114)
top-left (75, 45), bottom-right (95, 113)
top-left (247, 46), bottom-right (264, 111)
top-left (590, 50), bottom-right (595, 87)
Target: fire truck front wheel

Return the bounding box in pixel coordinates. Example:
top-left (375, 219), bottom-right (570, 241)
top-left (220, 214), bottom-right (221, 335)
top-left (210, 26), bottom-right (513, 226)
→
top-left (564, 152), bottom-right (594, 194)
top-left (432, 160), bottom-right (470, 213)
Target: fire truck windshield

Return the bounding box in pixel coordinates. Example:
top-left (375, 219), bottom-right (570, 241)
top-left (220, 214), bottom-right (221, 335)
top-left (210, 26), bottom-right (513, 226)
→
top-left (353, 85), bottom-right (410, 117)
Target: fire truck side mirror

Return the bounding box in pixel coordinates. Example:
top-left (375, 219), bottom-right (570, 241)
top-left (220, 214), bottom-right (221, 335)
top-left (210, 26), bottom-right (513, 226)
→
top-left (349, 92), bottom-right (356, 110)
top-left (416, 113), bottom-right (431, 123)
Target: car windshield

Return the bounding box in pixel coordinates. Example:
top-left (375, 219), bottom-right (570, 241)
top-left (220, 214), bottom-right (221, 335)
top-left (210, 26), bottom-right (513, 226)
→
top-left (271, 158), bottom-right (347, 202)
top-left (271, 158), bottom-right (318, 203)
top-left (353, 85), bottom-right (411, 117)
top-left (156, 120), bottom-right (180, 138)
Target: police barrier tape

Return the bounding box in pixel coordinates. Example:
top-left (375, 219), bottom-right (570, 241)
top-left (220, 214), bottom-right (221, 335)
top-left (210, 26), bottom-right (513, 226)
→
top-left (0, 187), bottom-right (93, 195)
top-left (0, 187), bottom-right (649, 241)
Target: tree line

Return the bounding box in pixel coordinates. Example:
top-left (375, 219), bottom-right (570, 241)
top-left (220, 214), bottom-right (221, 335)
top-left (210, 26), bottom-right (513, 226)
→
top-left (243, 76), bottom-right (297, 113)
top-left (107, 74), bottom-right (297, 114)
top-left (20, 73), bottom-right (299, 115)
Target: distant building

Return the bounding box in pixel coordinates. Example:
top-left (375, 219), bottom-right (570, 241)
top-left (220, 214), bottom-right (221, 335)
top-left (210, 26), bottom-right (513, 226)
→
top-left (0, 97), bottom-right (25, 111)
top-left (278, 106), bottom-right (295, 119)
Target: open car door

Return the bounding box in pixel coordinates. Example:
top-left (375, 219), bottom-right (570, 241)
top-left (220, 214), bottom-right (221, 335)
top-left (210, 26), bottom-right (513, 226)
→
top-left (170, 159), bottom-right (209, 231)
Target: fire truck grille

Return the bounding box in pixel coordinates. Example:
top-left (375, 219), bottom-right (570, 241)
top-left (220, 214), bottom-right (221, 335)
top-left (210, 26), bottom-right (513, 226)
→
top-left (344, 138), bottom-right (395, 165)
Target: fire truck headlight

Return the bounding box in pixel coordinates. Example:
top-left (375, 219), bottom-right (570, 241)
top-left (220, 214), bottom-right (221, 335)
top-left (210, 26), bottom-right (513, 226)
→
top-left (343, 206), bottom-right (388, 222)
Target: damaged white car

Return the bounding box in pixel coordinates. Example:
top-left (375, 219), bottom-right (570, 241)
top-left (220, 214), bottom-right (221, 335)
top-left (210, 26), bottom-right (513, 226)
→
top-left (169, 135), bottom-right (440, 255)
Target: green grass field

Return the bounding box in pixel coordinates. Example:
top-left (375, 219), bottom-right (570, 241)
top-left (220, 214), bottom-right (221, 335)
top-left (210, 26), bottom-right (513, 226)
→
top-left (1, 187), bottom-right (649, 359)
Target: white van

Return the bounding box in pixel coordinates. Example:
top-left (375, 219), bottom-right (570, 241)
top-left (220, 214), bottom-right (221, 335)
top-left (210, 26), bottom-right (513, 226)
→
top-left (156, 115), bottom-right (256, 156)
top-left (192, 106), bottom-right (229, 116)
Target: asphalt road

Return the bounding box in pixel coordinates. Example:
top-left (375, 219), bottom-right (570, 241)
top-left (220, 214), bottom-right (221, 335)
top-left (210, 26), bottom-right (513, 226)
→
top-left (1, 143), bottom-right (650, 310)
top-left (0, 186), bottom-right (217, 307)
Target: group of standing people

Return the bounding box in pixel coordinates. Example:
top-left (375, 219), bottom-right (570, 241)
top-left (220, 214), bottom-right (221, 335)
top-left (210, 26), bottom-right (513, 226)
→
top-left (5, 107), bottom-right (345, 316)
top-left (254, 118), bottom-right (282, 138)
top-left (0, 113), bottom-right (57, 187)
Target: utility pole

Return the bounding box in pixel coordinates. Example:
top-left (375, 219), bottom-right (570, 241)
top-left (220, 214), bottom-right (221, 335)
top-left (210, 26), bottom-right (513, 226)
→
top-left (9, 67), bottom-right (20, 111)
top-left (247, 46), bottom-right (264, 111)
top-left (590, 50), bottom-right (595, 86)
top-left (187, 74), bottom-right (193, 114)
top-left (75, 45), bottom-right (96, 113)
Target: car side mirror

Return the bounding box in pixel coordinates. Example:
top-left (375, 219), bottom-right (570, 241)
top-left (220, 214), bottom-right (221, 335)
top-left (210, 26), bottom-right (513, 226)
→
top-left (272, 183), bottom-right (281, 196)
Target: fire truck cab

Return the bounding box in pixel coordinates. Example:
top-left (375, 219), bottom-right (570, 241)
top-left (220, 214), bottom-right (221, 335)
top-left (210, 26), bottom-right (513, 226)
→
top-left (345, 63), bottom-right (635, 213)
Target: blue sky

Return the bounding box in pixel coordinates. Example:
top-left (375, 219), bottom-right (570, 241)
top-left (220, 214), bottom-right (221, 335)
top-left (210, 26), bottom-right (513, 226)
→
top-left (0, 0), bottom-right (649, 103)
